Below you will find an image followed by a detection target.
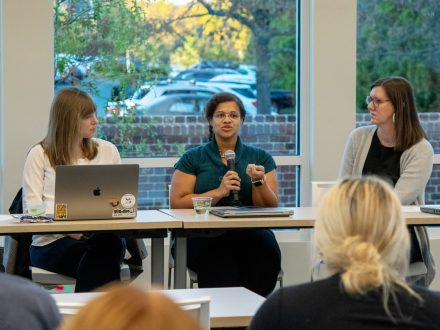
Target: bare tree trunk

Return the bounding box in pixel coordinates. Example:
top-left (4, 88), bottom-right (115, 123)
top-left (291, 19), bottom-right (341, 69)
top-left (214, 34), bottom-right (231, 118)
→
top-left (254, 9), bottom-right (272, 114)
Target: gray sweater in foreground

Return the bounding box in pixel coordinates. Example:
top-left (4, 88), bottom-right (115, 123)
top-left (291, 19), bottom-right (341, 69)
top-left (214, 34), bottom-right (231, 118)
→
top-left (0, 273), bottom-right (61, 330)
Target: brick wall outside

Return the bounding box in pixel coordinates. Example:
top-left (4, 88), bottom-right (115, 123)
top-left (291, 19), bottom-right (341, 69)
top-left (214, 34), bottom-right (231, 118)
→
top-left (101, 113), bottom-right (439, 209)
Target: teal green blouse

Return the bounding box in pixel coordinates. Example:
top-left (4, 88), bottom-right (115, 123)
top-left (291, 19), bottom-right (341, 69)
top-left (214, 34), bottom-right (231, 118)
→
top-left (174, 137), bottom-right (276, 206)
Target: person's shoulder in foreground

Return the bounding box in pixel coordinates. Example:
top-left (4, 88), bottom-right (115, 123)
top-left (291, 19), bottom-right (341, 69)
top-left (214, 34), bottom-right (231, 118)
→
top-left (248, 274), bottom-right (440, 330)
top-left (0, 272), bottom-right (61, 330)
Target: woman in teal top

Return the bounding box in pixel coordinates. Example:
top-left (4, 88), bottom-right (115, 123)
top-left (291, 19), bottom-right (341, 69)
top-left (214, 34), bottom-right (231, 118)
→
top-left (171, 92), bottom-right (281, 296)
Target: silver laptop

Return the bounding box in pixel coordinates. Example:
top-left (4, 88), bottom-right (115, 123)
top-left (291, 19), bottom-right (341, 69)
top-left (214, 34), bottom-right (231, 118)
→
top-left (420, 205), bottom-right (440, 215)
top-left (210, 207), bottom-right (293, 218)
top-left (54, 164), bottom-right (139, 220)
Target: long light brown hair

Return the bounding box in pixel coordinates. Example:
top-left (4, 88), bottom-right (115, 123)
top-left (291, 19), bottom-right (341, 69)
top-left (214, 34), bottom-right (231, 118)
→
top-left (41, 87), bottom-right (98, 167)
top-left (59, 284), bottom-right (201, 330)
top-left (315, 177), bottom-right (421, 317)
top-left (370, 77), bottom-right (427, 151)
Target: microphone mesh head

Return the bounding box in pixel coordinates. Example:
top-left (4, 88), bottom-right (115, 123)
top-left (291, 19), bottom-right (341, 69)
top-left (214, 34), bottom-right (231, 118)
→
top-left (224, 150), bottom-right (235, 160)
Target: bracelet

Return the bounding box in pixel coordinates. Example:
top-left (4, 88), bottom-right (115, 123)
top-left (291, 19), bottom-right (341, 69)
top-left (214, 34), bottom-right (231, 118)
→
top-left (251, 175), bottom-right (266, 187)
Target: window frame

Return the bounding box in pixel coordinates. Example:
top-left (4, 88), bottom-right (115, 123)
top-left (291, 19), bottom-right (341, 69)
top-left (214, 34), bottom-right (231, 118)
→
top-left (0, 0), bottom-right (402, 210)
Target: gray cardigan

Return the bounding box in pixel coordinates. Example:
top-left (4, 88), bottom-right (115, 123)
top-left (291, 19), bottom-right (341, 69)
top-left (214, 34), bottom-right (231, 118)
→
top-left (339, 125), bottom-right (435, 286)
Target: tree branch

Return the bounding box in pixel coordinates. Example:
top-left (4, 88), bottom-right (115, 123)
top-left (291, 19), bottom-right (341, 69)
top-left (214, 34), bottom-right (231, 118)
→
top-left (196, 0), bottom-right (254, 29)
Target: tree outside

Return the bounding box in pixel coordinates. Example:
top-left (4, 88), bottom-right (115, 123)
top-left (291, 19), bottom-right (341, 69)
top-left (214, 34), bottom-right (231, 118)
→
top-left (54, 0), bottom-right (296, 116)
top-left (357, 0), bottom-right (440, 113)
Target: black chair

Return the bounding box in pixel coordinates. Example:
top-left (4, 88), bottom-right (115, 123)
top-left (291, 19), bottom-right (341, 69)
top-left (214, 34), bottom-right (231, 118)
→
top-left (3, 188), bottom-right (32, 279)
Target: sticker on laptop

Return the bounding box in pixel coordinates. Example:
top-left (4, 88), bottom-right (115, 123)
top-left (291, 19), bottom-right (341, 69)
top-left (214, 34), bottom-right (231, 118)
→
top-left (55, 203), bottom-right (67, 219)
top-left (112, 208), bottom-right (136, 217)
top-left (109, 198), bottom-right (120, 207)
top-left (121, 194), bottom-right (136, 209)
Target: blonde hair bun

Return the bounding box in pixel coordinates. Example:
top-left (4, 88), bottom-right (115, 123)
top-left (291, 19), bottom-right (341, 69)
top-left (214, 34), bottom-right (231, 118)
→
top-left (338, 236), bottom-right (384, 294)
top-left (315, 177), bottom-right (412, 297)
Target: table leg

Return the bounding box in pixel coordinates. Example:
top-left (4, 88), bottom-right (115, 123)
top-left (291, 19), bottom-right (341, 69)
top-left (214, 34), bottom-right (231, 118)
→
top-left (151, 237), bottom-right (164, 286)
top-left (174, 236), bottom-right (187, 289)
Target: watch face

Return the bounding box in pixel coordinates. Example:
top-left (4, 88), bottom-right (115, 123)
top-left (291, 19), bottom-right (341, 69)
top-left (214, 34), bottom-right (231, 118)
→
top-left (253, 180), bottom-right (263, 187)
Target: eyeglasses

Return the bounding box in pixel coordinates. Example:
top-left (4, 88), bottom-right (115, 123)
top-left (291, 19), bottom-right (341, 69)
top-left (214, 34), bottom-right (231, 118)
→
top-left (213, 111), bottom-right (241, 120)
top-left (365, 95), bottom-right (390, 107)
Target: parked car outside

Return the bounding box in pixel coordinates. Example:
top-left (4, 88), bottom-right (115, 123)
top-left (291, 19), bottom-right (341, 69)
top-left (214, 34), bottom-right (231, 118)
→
top-left (237, 64), bottom-right (256, 78)
top-left (133, 82), bottom-right (217, 106)
top-left (270, 90), bottom-right (295, 113)
top-left (54, 53), bottom-right (89, 84)
top-left (135, 94), bottom-right (212, 116)
top-left (173, 68), bottom-right (240, 82)
top-left (189, 60), bottom-right (239, 70)
top-left (107, 81), bottom-right (258, 117)
top-left (106, 82), bottom-right (216, 117)
top-left (198, 81), bottom-right (257, 116)
top-left (209, 74), bottom-right (256, 87)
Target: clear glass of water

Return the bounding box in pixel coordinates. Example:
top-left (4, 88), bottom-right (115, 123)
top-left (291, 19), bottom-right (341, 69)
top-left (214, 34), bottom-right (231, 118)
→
top-left (28, 203), bottom-right (47, 216)
top-left (191, 197), bottom-right (213, 215)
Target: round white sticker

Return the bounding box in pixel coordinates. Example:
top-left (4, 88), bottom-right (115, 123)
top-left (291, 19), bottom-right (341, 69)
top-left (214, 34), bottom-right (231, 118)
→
top-left (121, 194), bottom-right (136, 209)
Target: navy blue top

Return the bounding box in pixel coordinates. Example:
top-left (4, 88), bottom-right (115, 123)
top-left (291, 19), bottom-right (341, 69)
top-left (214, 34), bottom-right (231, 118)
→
top-left (249, 273), bottom-right (440, 330)
top-left (174, 137), bottom-right (276, 206)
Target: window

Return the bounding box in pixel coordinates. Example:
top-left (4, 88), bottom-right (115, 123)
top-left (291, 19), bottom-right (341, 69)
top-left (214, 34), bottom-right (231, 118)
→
top-left (54, 0), bottom-right (298, 208)
top-left (356, 0), bottom-right (440, 203)
top-left (356, 1), bottom-right (440, 152)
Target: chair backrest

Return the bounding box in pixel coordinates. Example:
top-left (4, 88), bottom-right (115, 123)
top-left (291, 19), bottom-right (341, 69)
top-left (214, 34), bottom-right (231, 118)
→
top-left (177, 296), bottom-right (210, 330)
top-left (311, 181), bottom-right (337, 206)
top-left (3, 188), bottom-right (33, 279)
top-left (9, 188), bottom-right (23, 214)
top-left (168, 184), bottom-right (171, 209)
top-left (31, 267), bottom-right (77, 285)
top-left (55, 293), bottom-right (211, 330)
top-left (58, 308), bottom-right (77, 318)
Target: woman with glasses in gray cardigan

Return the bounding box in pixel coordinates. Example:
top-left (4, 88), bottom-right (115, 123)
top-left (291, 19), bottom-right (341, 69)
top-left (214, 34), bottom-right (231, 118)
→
top-left (339, 76), bottom-right (435, 287)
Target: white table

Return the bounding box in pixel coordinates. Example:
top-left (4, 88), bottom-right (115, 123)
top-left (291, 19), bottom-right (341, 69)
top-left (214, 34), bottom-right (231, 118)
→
top-left (52, 286), bottom-right (265, 328)
top-left (0, 210), bottom-right (182, 286)
top-left (161, 206), bottom-right (440, 288)
top-left (161, 207), bottom-right (311, 289)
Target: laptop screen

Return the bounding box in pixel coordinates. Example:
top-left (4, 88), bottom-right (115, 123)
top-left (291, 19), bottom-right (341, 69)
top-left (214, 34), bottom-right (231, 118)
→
top-left (54, 164), bottom-right (139, 220)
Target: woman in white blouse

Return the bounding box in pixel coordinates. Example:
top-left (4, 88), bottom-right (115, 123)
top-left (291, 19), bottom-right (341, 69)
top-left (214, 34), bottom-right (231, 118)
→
top-left (24, 87), bottom-right (125, 292)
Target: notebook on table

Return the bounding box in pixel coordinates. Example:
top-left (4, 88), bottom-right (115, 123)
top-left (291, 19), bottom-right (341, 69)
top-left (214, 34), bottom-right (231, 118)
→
top-left (210, 207), bottom-right (293, 218)
top-left (420, 205), bottom-right (440, 215)
top-left (54, 164), bottom-right (139, 220)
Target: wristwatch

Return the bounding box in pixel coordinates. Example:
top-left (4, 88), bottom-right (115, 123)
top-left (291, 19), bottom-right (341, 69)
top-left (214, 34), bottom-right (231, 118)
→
top-left (251, 175), bottom-right (266, 187)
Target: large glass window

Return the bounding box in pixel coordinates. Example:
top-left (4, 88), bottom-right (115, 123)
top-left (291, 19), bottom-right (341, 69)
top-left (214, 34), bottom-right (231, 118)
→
top-left (356, 0), bottom-right (440, 202)
top-left (357, 1), bottom-right (440, 149)
top-left (54, 0), bottom-right (298, 208)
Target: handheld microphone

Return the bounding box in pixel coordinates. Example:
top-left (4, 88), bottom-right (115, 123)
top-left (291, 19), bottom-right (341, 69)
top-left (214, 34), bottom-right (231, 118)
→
top-left (224, 150), bottom-right (241, 206)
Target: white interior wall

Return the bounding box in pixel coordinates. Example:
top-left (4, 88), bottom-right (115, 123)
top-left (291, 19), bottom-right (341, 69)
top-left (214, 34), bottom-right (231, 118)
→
top-left (309, 0), bottom-right (356, 182)
top-left (0, 0), bottom-right (53, 212)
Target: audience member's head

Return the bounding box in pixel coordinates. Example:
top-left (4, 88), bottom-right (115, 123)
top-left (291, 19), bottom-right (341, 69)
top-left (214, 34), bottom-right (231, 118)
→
top-left (315, 177), bottom-right (418, 313)
top-left (0, 273), bottom-right (61, 330)
top-left (59, 284), bottom-right (201, 330)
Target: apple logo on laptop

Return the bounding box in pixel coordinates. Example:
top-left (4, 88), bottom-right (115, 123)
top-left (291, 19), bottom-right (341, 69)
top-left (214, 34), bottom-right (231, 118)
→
top-left (93, 187), bottom-right (101, 196)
